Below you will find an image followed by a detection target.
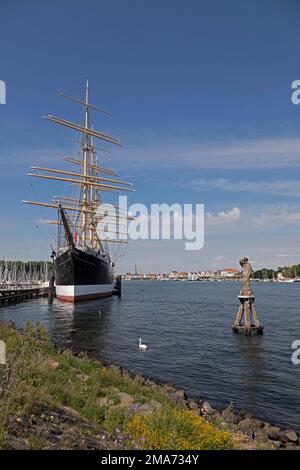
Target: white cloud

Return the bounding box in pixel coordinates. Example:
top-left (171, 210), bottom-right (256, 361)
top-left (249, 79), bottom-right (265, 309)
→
top-left (182, 178), bottom-right (300, 197)
top-left (206, 207), bottom-right (241, 225)
top-left (143, 204), bottom-right (298, 235)
top-left (206, 204), bottom-right (300, 234)
top-left (6, 134), bottom-right (300, 178)
top-left (251, 208), bottom-right (300, 227)
top-left (117, 136), bottom-right (300, 171)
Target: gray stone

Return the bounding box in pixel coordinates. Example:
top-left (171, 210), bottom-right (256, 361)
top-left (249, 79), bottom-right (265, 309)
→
top-left (96, 397), bottom-right (114, 407)
top-left (239, 417), bottom-right (262, 430)
top-left (135, 400), bottom-right (162, 416)
top-left (238, 410), bottom-right (253, 420)
top-left (269, 440), bottom-right (282, 449)
top-left (58, 405), bottom-right (90, 423)
top-left (237, 418), bottom-right (262, 439)
top-left (201, 401), bottom-right (214, 415)
top-left (148, 399), bottom-right (163, 412)
top-left (279, 429), bottom-right (298, 443)
top-left (265, 425), bottom-right (280, 440)
top-left (175, 389), bottom-right (186, 399)
top-left (117, 392), bottom-right (134, 406)
top-left (170, 389), bottom-right (186, 405)
top-left (135, 403), bottom-right (155, 416)
top-left (207, 411), bottom-right (221, 424)
top-left (237, 419), bottom-right (254, 439)
top-left (187, 399), bottom-right (199, 411)
top-left (254, 428), bottom-right (269, 443)
top-left (250, 418), bottom-right (264, 429)
top-left (285, 442), bottom-right (298, 449)
top-left (221, 408), bottom-right (239, 425)
top-left (163, 384), bottom-right (176, 394)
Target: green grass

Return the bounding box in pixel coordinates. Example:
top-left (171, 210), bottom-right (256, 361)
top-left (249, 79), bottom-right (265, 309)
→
top-left (0, 322), bottom-right (234, 450)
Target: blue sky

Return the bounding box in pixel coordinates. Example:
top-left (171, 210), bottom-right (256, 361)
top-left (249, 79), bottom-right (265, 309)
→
top-left (1, 0), bottom-right (300, 272)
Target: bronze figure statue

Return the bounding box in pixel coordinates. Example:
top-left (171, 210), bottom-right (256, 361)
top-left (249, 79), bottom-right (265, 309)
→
top-left (239, 256), bottom-right (253, 296)
top-left (232, 256), bottom-right (263, 335)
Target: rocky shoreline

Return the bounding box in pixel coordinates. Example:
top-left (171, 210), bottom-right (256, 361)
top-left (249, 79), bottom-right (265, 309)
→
top-left (1, 322), bottom-right (299, 450)
top-left (94, 361), bottom-right (300, 450)
top-left (9, 358), bottom-right (299, 450)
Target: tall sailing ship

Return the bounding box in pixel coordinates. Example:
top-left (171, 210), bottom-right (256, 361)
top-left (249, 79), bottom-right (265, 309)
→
top-left (23, 82), bottom-right (134, 302)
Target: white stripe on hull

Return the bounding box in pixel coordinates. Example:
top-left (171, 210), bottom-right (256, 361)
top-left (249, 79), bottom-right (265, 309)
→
top-left (56, 284), bottom-right (114, 302)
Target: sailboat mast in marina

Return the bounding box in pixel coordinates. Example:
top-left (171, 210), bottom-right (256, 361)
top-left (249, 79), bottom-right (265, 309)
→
top-left (23, 81), bottom-right (134, 302)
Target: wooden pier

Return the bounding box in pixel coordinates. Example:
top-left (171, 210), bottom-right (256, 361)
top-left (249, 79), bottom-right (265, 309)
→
top-left (0, 287), bottom-right (49, 306)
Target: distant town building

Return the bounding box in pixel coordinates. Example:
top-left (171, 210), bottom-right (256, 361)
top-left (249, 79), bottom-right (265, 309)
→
top-left (218, 268), bottom-right (240, 278)
top-left (122, 267), bottom-right (241, 281)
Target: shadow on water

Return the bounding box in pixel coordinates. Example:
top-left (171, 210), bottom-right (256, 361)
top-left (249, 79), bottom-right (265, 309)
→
top-left (232, 333), bottom-right (265, 413)
top-left (47, 297), bottom-right (117, 355)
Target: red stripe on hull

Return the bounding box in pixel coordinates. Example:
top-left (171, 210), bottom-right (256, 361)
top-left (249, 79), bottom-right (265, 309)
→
top-left (56, 291), bottom-right (114, 303)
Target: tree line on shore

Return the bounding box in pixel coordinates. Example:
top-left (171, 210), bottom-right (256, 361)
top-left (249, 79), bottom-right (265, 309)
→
top-left (253, 264), bottom-right (300, 280)
top-left (1, 259), bottom-right (299, 282)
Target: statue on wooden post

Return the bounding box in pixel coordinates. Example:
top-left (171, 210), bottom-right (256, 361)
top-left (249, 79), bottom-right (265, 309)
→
top-left (232, 256), bottom-right (263, 335)
top-left (239, 256), bottom-right (253, 296)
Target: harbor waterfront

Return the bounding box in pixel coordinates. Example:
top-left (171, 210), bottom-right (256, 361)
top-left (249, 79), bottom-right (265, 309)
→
top-left (2, 0), bottom-right (300, 457)
top-left (1, 280), bottom-right (299, 435)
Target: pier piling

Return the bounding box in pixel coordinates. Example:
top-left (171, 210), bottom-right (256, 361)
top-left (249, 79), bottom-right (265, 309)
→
top-left (232, 295), bottom-right (264, 335)
top-left (48, 275), bottom-right (55, 303)
top-left (113, 276), bottom-right (122, 298)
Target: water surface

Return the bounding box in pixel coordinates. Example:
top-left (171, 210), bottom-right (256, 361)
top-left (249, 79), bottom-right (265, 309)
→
top-left (1, 280), bottom-right (299, 432)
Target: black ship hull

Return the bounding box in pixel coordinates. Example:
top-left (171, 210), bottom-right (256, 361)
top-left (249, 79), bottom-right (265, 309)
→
top-left (54, 247), bottom-right (114, 302)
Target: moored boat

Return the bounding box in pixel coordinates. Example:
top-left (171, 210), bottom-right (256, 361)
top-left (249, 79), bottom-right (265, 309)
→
top-left (23, 82), bottom-right (133, 302)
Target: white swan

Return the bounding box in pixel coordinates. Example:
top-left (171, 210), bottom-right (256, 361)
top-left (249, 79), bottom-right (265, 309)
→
top-left (139, 338), bottom-right (148, 350)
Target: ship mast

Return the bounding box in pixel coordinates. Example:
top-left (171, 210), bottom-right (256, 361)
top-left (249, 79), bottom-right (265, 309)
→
top-left (89, 123), bottom-right (95, 248)
top-left (22, 81), bottom-right (134, 254)
top-left (82, 79), bottom-right (89, 246)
